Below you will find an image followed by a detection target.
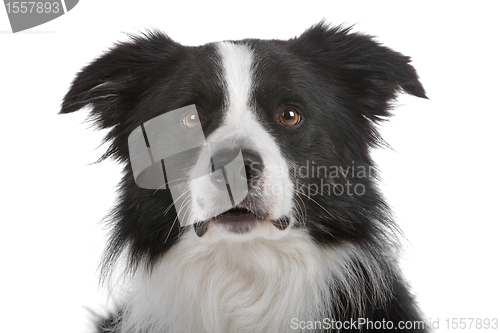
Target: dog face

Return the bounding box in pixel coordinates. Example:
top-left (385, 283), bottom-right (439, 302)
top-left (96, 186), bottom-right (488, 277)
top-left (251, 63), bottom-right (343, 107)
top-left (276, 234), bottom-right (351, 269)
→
top-left (61, 22), bottom-right (425, 266)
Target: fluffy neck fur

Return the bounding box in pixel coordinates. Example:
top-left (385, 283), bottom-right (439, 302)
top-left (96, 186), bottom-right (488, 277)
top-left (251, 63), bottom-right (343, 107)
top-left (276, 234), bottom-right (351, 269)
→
top-left (111, 229), bottom-right (390, 333)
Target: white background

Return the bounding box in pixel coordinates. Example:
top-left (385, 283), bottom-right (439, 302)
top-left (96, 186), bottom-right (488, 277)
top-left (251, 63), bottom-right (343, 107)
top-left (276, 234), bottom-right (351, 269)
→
top-left (1, 1), bottom-right (499, 332)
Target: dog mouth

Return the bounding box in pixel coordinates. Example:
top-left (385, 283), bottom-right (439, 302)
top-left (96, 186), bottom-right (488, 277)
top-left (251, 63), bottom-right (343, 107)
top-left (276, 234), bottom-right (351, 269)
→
top-left (193, 207), bottom-right (290, 237)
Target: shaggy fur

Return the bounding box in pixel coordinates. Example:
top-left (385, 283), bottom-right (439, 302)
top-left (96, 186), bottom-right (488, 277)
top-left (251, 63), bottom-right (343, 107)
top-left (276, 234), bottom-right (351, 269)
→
top-left (62, 23), bottom-right (427, 332)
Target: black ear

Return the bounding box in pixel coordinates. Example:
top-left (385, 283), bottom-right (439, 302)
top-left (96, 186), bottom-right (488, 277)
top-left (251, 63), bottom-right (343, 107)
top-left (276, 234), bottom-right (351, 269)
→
top-left (292, 23), bottom-right (427, 120)
top-left (60, 31), bottom-right (183, 160)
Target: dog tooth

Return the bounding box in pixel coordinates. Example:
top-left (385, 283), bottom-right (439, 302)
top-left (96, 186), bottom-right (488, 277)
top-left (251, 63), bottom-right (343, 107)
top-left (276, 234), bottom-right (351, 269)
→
top-left (270, 217), bottom-right (290, 230)
top-left (194, 221), bottom-right (210, 237)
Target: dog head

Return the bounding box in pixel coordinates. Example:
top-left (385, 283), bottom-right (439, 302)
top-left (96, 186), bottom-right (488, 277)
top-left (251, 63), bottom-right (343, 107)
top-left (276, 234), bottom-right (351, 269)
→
top-left (61, 23), bottom-right (426, 269)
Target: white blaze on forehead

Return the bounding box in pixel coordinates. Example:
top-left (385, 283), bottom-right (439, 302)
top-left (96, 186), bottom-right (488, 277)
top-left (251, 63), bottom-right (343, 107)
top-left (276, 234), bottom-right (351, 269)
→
top-left (216, 41), bottom-right (254, 121)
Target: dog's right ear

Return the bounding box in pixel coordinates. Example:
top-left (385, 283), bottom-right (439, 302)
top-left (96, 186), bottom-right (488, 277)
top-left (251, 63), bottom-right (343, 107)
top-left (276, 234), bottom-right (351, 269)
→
top-left (60, 31), bottom-right (183, 160)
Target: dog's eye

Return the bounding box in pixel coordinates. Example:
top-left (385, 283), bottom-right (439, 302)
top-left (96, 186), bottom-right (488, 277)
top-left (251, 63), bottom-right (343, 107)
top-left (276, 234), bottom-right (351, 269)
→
top-left (183, 109), bottom-right (203, 129)
top-left (279, 107), bottom-right (301, 126)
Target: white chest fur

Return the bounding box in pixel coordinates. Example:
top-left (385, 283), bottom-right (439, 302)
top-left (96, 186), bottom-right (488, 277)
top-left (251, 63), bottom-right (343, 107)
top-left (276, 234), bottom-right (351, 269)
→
top-left (117, 229), bottom-right (384, 333)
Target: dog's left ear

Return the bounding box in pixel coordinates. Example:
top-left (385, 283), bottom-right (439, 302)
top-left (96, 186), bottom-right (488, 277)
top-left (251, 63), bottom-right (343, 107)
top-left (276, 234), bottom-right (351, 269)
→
top-left (292, 23), bottom-right (427, 120)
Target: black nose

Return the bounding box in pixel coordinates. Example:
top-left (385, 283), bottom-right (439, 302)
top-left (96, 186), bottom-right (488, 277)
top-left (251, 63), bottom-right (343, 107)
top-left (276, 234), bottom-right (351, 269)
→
top-left (242, 150), bottom-right (263, 183)
top-left (209, 149), bottom-right (263, 186)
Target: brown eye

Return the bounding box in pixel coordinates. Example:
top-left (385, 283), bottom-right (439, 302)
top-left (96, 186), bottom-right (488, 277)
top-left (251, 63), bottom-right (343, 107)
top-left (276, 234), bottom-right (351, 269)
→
top-left (183, 109), bottom-right (203, 129)
top-left (279, 107), bottom-right (301, 126)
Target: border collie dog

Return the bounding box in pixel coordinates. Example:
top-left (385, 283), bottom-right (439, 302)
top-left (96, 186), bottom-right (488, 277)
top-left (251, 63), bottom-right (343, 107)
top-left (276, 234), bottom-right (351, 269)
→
top-left (62, 23), bottom-right (427, 332)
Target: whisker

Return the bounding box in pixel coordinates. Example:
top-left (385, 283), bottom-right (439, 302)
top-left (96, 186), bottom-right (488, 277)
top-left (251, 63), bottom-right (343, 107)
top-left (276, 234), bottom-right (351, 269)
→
top-left (179, 199), bottom-right (192, 226)
top-left (294, 191), bottom-right (307, 226)
top-left (165, 198), bottom-right (191, 244)
top-left (294, 182), bottom-right (337, 221)
top-left (163, 191), bottom-right (189, 216)
top-left (171, 193), bottom-right (192, 227)
top-left (292, 196), bottom-right (306, 227)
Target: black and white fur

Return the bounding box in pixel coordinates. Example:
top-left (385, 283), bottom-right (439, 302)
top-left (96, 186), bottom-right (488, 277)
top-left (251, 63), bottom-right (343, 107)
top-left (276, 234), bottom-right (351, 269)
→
top-left (62, 23), bottom-right (428, 332)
